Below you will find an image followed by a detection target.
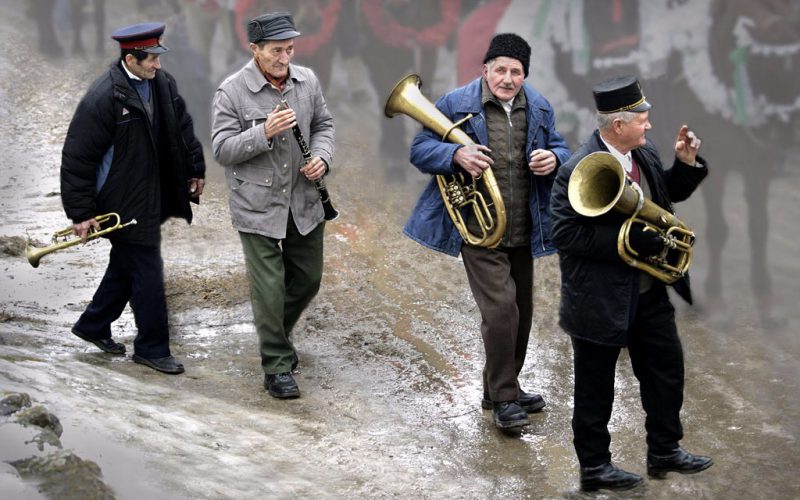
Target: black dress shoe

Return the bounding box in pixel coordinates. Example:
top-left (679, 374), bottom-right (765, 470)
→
top-left (132, 355), bottom-right (185, 374)
top-left (481, 390), bottom-right (546, 413)
top-left (71, 327), bottom-right (125, 355)
top-left (265, 372), bottom-right (300, 399)
top-left (580, 462), bottom-right (643, 492)
top-left (647, 448), bottom-right (713, 478)
top-left (491, 401), bottom-right (530, 430)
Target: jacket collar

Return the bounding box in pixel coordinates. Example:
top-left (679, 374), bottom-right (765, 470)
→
top-left (243, 60), bottom-right (306, 94)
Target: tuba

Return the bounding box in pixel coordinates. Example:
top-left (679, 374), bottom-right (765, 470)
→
top-left (384, 74), bottom-right (507, 248)
top-left (567, 152), bottom-right (694, 283)
top-left (26, 212), bottom-right (137, 268)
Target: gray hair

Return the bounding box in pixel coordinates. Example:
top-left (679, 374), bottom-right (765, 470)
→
top-left (597, 110), bottom-right (639, 130)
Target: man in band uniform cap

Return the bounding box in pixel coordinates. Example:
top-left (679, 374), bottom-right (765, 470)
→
top-left (405, 33), bottom-right (570, 431)
top-left (212, 11), bottom-right (334, 399)
top-left (61, 22), bottom-right (206, 374)
top-left (549, 75), bottom-right (713, 491)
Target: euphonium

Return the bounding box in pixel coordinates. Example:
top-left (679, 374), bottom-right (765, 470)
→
top-left (384, 74), bottom-right (507, 248)
top-left (567, 152), bottom-right (694, 283)
top-left (26, 212), bottom-right (137, 268)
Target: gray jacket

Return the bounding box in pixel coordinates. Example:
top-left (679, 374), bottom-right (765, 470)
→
top-left (212, 61), bottom-right (334, 238)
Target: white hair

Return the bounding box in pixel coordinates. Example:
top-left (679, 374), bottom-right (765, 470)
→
top-left (597, 110), bottom-right (640, 130)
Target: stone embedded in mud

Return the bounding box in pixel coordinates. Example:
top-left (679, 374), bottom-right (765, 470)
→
top-left (14, 405), bottom-right (63, 437)
top-left (0, 392), bottom-right (32, 416)
top-left (11, 450), bottom-right (117, 500)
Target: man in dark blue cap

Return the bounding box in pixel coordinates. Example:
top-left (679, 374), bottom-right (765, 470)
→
top-left (550, 76), bottom-right (712, 491)
top-left (211, 12), bottom-right (334, 398)
top-left (61, 22), bottom-right (206, 375)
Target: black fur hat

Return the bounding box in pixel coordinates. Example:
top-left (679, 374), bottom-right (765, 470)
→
top-left (483, 33), bottom-right (531, 77)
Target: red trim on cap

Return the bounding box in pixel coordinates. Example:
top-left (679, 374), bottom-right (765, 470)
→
top-left (118, 37), bottom-right (159, 49)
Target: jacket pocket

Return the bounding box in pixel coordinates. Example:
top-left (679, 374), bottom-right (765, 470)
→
top-left (229, 176), bottom-right (275, 213)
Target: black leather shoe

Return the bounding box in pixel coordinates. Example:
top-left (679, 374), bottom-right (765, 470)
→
top-left (71, 327), bottom-right (125, 355)
top-left (647, 448), bottom-right (713, 478)
top-left (132, 355), bottom-right (185, 374)
top-left (265, 372), bottom-right (300, 399)
top-left (580, 462), bottom-right (643, 492)
top-left (482, 390), bottom-right (546, 413)
top-left (491, 401), bottom-right (530, 430)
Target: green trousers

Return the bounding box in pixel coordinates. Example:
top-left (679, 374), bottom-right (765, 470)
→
top-left (239, 216), bottom-right (324, 374)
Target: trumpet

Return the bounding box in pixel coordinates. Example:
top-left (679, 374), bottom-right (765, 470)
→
top-left (26, 212), bottom-right (137, 268)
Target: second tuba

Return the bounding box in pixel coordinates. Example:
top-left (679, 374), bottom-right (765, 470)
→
top-left (385, 74), bottom-right (507, 248)
top-left (567, 151), bottom-right (695, 283)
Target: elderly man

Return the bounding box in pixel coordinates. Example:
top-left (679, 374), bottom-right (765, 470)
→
top-left (61, 22), bottom-right (206, 375)
top-left (211, 12), bottom-right (334, 398)
top-left (404, 33), bottom-right (570, 431)
top-left (550, 76), bottom-right (713, 491)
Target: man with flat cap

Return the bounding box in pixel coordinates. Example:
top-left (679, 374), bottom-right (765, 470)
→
top-left (404, 33), bottom-right (570, 431)
top-left (549, 75), bottom-right (713, 491)
top-left (211, 11), bottom-right (334, 399)
top-left (61, 22), bottom-right (206, 375)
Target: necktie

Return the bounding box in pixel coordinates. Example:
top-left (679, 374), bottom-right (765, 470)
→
top-left (629, 156), bottom-right (641, 185)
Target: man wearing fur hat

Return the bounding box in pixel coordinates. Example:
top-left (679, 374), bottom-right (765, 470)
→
top-left (211, 11), bottom-right (334, 399)
top-left (405, 33), bottom-right (570, 431)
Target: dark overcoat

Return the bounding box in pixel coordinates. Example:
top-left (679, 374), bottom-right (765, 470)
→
top-left (549, 130), bottom-right (707, 346)
top-left (61, 61), bottom-right (205, 246)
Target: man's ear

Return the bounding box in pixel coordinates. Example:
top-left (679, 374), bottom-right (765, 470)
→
top-left (123, 53), bottom-right (135, 66)
top-left (612, 118), bottom-right (624, 135)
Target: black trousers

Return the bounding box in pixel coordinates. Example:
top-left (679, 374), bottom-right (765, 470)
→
top-left (571, 284), bottom-right (684, 467)
top-left (461, 244), bottom-right (533, 403)
top-left (74, 241), bottom-right (170, 358)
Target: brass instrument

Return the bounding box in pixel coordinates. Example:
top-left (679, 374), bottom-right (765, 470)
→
top-left (567, 152), bottom-right (694, 283)
top-left (26, 212), bottom-right (137, 268)
top-left (384, 74), bottom-right (507, 248)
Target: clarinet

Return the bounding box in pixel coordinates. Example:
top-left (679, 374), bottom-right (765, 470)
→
top-left (281, 100), bottom-right (339, 221)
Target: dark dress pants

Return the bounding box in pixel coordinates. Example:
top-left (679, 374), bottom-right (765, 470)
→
top-left (74, 241), bottom-right (170, 358)
top-left (461, 244), bottom-right (533, 403)
top-left (571, 284), bottom-right (684, 467)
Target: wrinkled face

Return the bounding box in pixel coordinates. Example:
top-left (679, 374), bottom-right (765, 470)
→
top-left (251, 38), bottom-right (295, 80)
top-left (125, 53), bottom-right (161, 80)
top-left (616, 111), bottom-right (651, 151)
top-left (482, 56), bottom-right (525, 101)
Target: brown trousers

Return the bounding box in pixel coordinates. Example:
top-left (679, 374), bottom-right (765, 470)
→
top-left (461, 244), bottom-right (534, 403)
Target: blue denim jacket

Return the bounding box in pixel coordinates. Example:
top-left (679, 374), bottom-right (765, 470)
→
top-left (404, 77), bottom-right (571, 257)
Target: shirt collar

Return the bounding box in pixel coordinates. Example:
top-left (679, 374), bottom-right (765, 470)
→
top-left (599, 133), bottom-right (633, 173)
top-left (120, 60), bottom-right (142, 81)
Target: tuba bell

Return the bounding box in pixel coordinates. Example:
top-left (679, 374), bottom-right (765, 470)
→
top-left (385, 74), bottom-right (507, 248)
top-left (567, 152), bottom-right (695, 283)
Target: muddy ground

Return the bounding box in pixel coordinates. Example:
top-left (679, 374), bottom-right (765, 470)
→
top-left (1, 2), bottom-right (799, 499)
